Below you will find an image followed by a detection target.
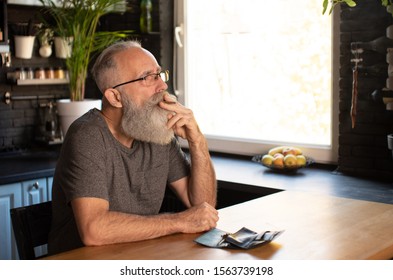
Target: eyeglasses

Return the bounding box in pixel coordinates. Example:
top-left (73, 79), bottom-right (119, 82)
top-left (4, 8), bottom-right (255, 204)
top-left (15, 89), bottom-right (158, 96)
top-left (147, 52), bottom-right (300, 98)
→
top-left (112, 70), bottom-right (169, 89)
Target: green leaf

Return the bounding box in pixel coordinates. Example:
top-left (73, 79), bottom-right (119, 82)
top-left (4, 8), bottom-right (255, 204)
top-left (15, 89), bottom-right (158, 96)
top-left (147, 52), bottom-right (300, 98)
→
top-left (344, 0), bottom-right (357, 7)
top-left (322, 0), bottom-right (329, 14)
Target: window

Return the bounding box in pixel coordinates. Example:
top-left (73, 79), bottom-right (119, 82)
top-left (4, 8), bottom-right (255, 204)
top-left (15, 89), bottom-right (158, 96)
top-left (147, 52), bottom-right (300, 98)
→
top-left (174, 0), bottom-right (339, 163)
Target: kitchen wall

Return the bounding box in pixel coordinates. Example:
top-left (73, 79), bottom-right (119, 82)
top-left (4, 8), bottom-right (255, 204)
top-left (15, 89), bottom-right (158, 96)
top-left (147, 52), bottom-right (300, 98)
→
top-left (339, 0), bottom-right (393, 180)
top-left (0, 0), bottom-right (392, 180)
top-left (0, 0), bottom-right (169, 153)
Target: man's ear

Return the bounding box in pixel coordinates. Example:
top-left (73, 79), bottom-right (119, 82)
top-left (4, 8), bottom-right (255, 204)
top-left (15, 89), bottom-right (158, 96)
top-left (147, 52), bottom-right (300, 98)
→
top-left (103, 89), bottom-right (123, 108)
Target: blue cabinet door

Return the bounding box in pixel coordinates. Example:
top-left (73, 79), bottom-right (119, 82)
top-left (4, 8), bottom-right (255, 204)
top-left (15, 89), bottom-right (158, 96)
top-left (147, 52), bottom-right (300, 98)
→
top-left (0, 183), bottom-right (22, 260)
top-left (1, 177), bottom-right (53, 259)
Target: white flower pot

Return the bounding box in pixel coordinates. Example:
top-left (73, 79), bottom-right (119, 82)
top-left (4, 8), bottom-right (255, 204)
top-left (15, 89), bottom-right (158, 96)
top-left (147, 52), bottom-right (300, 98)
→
top-left (14, 35), bottom-right (35, 59)
top-left (57, 99), bottom-right (102, 136)
top-left (39, 44), bottom-right (52, 58)
top-left (54, 37), bottom-right (73, 59)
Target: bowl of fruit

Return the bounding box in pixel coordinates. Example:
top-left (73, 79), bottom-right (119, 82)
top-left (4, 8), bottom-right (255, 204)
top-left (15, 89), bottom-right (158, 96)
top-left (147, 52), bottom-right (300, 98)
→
top-left (252, 146), bottom-right (313, 172)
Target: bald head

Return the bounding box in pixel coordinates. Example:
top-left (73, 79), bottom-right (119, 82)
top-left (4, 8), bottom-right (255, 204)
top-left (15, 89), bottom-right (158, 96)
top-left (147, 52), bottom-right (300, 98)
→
top-left (91, 40), bottom-right (143, 93)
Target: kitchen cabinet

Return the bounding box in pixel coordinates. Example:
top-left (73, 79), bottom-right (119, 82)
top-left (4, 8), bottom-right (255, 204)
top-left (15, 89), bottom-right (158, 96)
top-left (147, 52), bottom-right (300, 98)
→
top-left (0, 183), bottom-right (22, 260)
top-left (0, 176), bottom-right (53, 260)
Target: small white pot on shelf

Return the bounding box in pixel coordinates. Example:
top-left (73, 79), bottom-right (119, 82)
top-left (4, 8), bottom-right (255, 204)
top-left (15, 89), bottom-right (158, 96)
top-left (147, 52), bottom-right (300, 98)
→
top-left (14, 35), bottom-right (35, 59)
top-left (54, 37), bottom-right (73, 59)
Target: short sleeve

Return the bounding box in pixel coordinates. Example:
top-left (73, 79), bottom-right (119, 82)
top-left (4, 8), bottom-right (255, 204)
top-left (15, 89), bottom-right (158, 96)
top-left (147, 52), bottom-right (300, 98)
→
top-left (54, 117), bottom-right (109, 203)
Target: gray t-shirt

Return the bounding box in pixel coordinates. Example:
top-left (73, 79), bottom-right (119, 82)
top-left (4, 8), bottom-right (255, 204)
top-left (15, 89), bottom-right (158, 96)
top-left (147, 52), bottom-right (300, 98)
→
top-left (48, 109), bottom-right (190, 255)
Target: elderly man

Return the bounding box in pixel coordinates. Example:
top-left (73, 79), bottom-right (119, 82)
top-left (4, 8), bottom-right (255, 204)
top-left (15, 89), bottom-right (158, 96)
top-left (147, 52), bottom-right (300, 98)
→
top-left (48, 40), bottom-right (218, 255)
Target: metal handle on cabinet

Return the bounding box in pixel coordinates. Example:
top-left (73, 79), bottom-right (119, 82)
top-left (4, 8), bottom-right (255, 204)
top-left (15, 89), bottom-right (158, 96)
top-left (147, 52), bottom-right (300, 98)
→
top-left (32, 181), bottom-right (40, 190)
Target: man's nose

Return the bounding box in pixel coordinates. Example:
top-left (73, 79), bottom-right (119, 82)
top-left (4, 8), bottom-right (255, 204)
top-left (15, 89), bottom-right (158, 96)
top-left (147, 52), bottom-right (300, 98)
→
top-left (157, 77), bottom-right (168, 91)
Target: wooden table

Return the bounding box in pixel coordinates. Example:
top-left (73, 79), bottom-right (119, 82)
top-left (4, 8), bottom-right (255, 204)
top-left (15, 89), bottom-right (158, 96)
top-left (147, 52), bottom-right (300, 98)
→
top-left (44, 191), bottom-right (393, 260)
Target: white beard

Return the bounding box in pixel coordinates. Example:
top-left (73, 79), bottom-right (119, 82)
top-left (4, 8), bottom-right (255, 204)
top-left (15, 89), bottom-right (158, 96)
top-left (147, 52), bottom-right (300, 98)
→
top-left (121, 92), bottom-right (175, 145)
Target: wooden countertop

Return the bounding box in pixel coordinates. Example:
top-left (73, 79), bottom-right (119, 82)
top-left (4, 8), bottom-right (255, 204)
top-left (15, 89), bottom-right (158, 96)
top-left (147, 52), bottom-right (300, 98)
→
top-left (44, 191), bottom-right (393, 260)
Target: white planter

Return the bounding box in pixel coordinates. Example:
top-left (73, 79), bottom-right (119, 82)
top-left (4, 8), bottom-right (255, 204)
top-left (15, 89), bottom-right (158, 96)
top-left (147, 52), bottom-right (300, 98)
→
top-left (57, 99), bottom-right (102, 136)
top-left (39, 44), bottom-right (52, 58)
top-left (14, 35), bottom-right (35, 59)
top-left (54, 37), bottom-right (73, 59)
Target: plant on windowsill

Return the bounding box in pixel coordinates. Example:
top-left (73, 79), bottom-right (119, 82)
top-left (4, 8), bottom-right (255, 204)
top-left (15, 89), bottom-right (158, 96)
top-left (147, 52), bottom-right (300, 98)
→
top-left (322, 0), bottom-right (393, 16)
top-left (39, 0), bottom-right (132, 135)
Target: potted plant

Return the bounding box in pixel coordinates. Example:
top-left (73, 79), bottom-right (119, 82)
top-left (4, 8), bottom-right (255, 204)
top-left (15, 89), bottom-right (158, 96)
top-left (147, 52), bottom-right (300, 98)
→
top-left (11, 20), bottom-right (40, 59)
top-left (37, 27), bottom-right (54, 57)
top-left (322, 0), bottom-right (393, 15)
top-left (39, 0), bottom-right (132, 134)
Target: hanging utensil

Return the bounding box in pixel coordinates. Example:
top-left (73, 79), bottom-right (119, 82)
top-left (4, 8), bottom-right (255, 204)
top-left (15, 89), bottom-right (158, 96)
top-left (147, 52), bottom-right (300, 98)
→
top-left (350, 48), bottom-right (363, 129)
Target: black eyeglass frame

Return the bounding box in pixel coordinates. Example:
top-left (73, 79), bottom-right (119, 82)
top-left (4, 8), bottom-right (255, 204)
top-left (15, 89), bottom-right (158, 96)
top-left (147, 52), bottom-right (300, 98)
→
top-left (111, 70), bottom-right (169, 89)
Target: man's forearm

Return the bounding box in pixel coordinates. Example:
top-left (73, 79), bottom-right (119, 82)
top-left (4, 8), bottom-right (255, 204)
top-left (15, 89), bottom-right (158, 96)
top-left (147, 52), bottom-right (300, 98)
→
top-left (80, 211), bottom-right (185, 246)
top-left (75, 202), bottom-right (218, 247)
top-left (187, 136), bottom-right (217, 207)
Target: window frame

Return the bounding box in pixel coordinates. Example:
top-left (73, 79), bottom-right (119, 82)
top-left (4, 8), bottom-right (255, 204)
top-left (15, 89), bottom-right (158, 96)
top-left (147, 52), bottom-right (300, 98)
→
top-left (173, 0), bottom-right (339, 164)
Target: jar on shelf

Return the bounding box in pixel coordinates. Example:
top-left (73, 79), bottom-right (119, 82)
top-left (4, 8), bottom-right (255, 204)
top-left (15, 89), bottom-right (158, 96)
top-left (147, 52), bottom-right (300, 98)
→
top-left (34, 67), bottom-right (46, 79)
top-left (45, 67), bottom-right (54, 79)
top-left (25, 67), bottom-right (34, 80)
top-left (15, 68), bottom-right (26, 80)
top-left (54, 67), bottom-right (65, 79)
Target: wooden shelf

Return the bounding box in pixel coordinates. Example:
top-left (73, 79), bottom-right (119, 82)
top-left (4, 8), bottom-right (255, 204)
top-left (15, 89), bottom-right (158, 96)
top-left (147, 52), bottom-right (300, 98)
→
top-left (16, 78), bottom-right (68, 85)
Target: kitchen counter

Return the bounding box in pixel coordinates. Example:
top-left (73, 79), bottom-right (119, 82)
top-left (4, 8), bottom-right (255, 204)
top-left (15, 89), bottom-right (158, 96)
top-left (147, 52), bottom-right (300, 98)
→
top-left (1, 150), bottom-right (392, 205)
top-left (0, 150), bottom-right (59, 185)
top-left (212, 154), bottom-right (393, 205)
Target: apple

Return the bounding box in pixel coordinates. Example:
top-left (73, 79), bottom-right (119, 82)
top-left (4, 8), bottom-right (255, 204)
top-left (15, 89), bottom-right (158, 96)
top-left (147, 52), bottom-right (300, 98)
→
top-left (272, 153), bottom-right (284, 168)
top-left (296, 155), bottom-right (307, 167)
top-left (273, 153), bottom-right (284, 159)
top-left (282, 147), bottom-right (303, 156)
top-left (261, 154), bottom-right (274, 166)
top-left (282, 147), bottom-right (295, 156)
top-left (284, 154), bottom-right (297, 167)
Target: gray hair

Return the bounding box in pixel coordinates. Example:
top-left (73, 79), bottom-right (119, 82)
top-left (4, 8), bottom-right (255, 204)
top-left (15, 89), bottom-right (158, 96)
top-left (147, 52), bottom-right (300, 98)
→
top-left (91, 40), bottom-right (142, 92)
